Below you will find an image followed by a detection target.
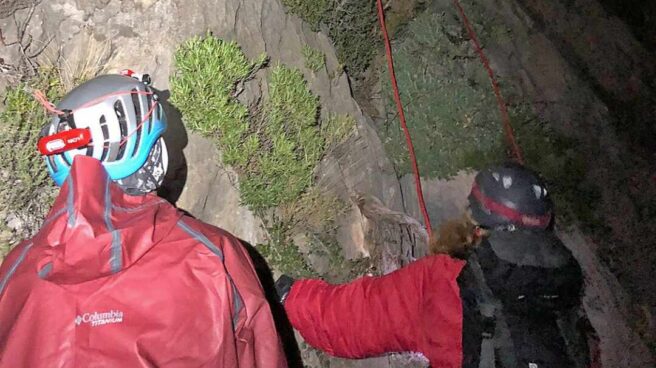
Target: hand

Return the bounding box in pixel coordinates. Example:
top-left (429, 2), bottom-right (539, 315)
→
top-left (274, 274), bottom-right (295, 304)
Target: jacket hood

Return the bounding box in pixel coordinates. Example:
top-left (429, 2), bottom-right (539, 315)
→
top-left (33, 155), bottom-right (182, 284)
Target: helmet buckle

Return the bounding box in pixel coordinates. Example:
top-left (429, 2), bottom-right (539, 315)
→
top-left (58, 109), bottom-right (76, 129)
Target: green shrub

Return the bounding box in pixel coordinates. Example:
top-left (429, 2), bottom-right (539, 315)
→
top-left (321, 113), bottom-right (356, 149)
top-left (0, 68), bottom-right (62, 259)
top-left (325, 0), bottom-right (378, 79)
top-left (302, 45), bottom-right (326, 72)
top-left (257, 215), bottom-right (317, 278)
top-left (171, 35), bottom-right (323, 212)
top-left (380, 10), bottom-right (506, 179)
top-left (239, 65), bottom-right (323, 210)
top-left (169, 35), bottom-right (267, 166)
top-left (0, 68), bottom-right (61, 216)
top-left (380, 6), bottom-right (597, 228)
top-left (171, 35), bottom-right (360, 278)
top-left (281, 0), bottom-right (378, 80)
top-left (280, 0), bottom-right (330, 30)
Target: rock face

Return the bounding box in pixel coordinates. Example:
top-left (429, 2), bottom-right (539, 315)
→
top-left (174, 134), bottom-right (269, 245)
top-left (559, 229), bottom-right (655, 368)
top-left (0, 0), bottom-right (405, 248)
top-left (399, 172), bottom-right (476, 231)
top-left (355, 193), bottom-right (428, 274)
top-left (0, 0), bottom-right (37, 18)
top-left (1, 0), bottom-right (654, 366)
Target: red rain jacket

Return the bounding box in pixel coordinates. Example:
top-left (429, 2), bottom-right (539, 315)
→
top-left (0, 156), bottom-right (286, 368)
top-left (285, 255), bottom-right (465, 367)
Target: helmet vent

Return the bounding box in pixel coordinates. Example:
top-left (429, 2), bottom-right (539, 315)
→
top-left (116, 137), bottom-right (127, 161)
top-left (132, 116), bottom-right (143, 158)
top-left (114, 100), bottom-right (129, 161)
top-left (99, 115), bottom-right (109, 162)
top-left (502, 176), bottom-right (513, 189)
top-left (533, 185), bottom-right (546, 199)
top-left (130, 89), bottom-right (143, 158)
top-left (56, 120), bottom-right (68, 133)
top-left (85, 116), bottom-right (99, 156)
top-left (130, 88), bottom-right (141, 124)
top-left (146, 92), bottom-right (153, 134)
top-left (114, 100), bottom-right (127, 138)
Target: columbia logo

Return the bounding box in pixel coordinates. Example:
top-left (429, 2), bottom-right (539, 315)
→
top-left (74, 310), bottom-right (124, 327)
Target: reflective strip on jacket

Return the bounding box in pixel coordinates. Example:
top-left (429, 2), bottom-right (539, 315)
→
top-left (0, 156), bottom-right (287, 368)
top-left (284, 255), bottom-right (466, 367)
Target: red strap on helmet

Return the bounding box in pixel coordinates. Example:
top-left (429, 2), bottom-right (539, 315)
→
top-left (120, 69), bottom-right (151, 85)
top-left (38, 128), bottom-right (92, 156)
top-left (470, 182), bottom-right (552, 229)
top-left (120, 69), bottom-right (136, 78)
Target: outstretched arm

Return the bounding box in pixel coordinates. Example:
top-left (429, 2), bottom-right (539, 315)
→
top-left (282, 255), bottom-right (465, 367)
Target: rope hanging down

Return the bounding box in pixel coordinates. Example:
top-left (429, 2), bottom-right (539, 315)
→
top-left (376, 0), bottom-right (526, 239)
top-left (452, 0), bottom-right (524, 164)
top-left (376, 0), bottom-right (433, 238)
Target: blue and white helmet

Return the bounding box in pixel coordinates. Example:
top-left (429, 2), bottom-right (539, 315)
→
top-left (40, 74), bottom-right (168, 193)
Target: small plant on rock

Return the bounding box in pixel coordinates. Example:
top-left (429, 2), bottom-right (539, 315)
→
top-left (280, 0), bottom-right (379, 81)
top-left (321, 113), bottom-right (356, 149)
top-left (171, 35), bottom-right (323, 212)
top-left (170, 34), bottom-right (267, 166)
top-left (280, 0), bottom-right (330, 30)
top-left (239, 65), bottom-right (323, 211)
top-left (302, 45), bottom-right (326, 73)
top-left (171, 34), bottom-right (361, 280)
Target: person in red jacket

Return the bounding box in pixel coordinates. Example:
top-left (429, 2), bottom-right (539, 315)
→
top-left (0, 73), bottom-right (287, 367)
top-left (276, 163), bottom-right (595, 368)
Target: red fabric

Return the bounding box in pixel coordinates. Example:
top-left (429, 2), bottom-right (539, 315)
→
top-left (285, 255), bottom-right (465, 367)
top-left (0, 156), bottom-right (286, 368)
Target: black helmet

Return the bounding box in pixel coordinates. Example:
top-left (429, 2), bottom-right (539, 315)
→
top-left (468, 162), bottom-right (553, 231)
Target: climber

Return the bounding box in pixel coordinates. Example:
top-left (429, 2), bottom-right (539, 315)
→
top-left (275, 162), bottom-right (596, 368)
top-left (0, 73), bottom-right (287, 367)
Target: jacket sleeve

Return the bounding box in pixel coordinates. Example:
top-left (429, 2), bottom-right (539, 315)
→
top-left (210, 229), bottom-right (288, 368)
top-left (283, 255), bottom-right (465, 365)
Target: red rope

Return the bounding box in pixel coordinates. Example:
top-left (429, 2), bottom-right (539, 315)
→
top-left (33, 89), bottom-right (65, 115)
top-left (376, 0), bottom-right (433, 238)
top-left (452, 0), bottom-right (524, 164)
